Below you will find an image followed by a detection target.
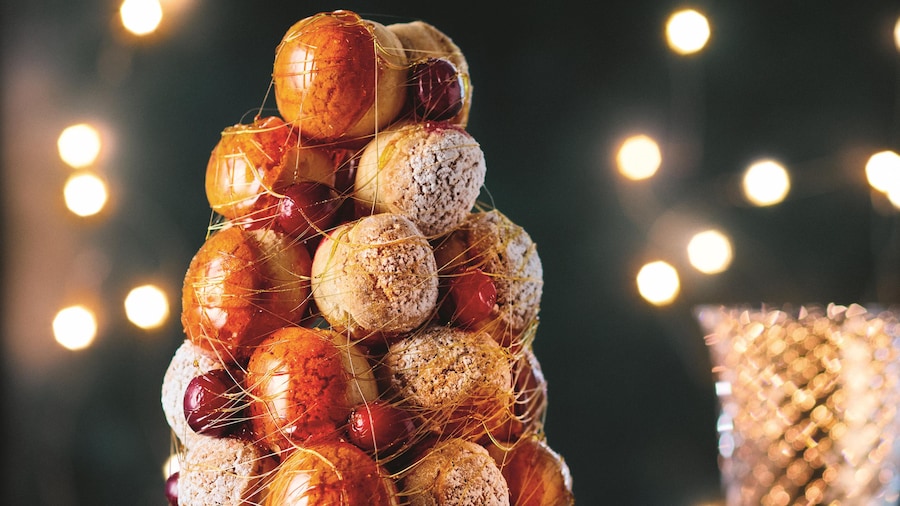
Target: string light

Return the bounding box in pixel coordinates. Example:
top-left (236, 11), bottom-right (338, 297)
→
top-left (637, 260), bottom-right (681, 306)
top-left (617, 134), bottom-right (662, 180)
top-left (53, 305), bottom-right (98, 350)
top-left (742, 160), bottom-right (791, 206)
top-left (124, 284), bottom-right (170, 329)
top-left (865, 150), bottom-right (900, 194)
top-left (687, 229), bottom-right (733, 274)
top-left (58, 123), bottom-right (101, 168)
top-left (64, 172), bottom-right (109, 217)
top-left (894, 16), bottom-right (900, 53)
top-left (887, 186), bottom-right (900, 210)
top-left (120, 0), bottom-right (163, 36)
top-left (666, 9), bottom-right (711, 55)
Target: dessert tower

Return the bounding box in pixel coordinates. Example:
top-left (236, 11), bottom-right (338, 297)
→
top-left (160, 10), bottom-right (574, 505)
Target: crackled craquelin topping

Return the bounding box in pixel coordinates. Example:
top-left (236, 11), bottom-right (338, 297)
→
top-left (403, 438), bottom-right (510, 506)
top-left (179, 436), bottom-right (276, 506)
top-left (311, 213), bottom-right (439, 339)
top-left (355, 121), bottom-right (486, 237)
top-left (386, 325), bottom-right (512, 410)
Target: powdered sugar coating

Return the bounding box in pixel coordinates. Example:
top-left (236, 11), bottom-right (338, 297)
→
top-left (160, 340), bottom-right (222, 447)
top-left (385, 325), bottom-right (514, 440)
top-left (386, 326), bottom-right (512, 409)
top-left (311, 213), bottom-right (439, 339)
top-left (435, 210), bottom-right (543, 336)
top-left (355, 121), bottom-right (486, 237)
top-left (403, 438), bottom-right (510, 506)
top-left (179, 437), bottom-right (276, 506)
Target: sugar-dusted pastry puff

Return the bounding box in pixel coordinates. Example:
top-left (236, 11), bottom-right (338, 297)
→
top-left (434, 210), bottom-right (543, 346)
top-left (355, 120), bottom-right (486, 237)
top-left (487, 436), bottom-right (575, 506)
top-left (311, 213), bottom-right (439, 342)
top-left (490, 346), bottom-right (549, 444)
top-left (246, 326), bottom-right (378, 455)
top-left (385, 325), bottom-right (515, 441)
top-left (266, 440), bottom-right (400, 505)
top-left (181, 226), bottom-right (312, 361)
top-left (387, 20), bottom-right (472, 126)
top-left (178, 436), bottom-right (277, 506)
top-left (273, 10), bottom-right (408, 144)
top-left (160, 339), bottom-right (223, 447)
top-left (403, 438), bottom-right (510, 506)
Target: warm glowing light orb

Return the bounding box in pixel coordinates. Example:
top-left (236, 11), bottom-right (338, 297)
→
top-left (120, 0), bottom-right (163, 36)
top-left (894, 16), bottom-right (900, 52)
top-left (636, 260), bottom-right (680, 306)
top-left (687, 229), bottom-right (733, 274)
top-left (887, 186), bottom-right (900, 210)
top-left (617, 135), bottom-right (662, 180)
top-left (666, 9), bottom-right (711, 55)
top-left (865, 150), bottom-right (900, 194)
top-left (53, 305), bottom-right (98, 350)
top-left (742, 160), bottom-right (791, 206)
top-left (64, 172), bottom-right (109, 217)
top-left (58, 123), bottom-right (102, 168)
top-left (125, 284), bottom-right (170, 329)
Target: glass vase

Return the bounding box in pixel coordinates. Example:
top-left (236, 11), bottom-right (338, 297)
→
top-left (695, 303), bottom-right (900, 505)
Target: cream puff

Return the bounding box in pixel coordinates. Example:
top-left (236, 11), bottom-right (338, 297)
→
top-left (486, 436), bottom-right (575, 506)
top-left (433, 210), bottom-right (543, 346)
top-left (354, 120), bottom-right (486, 237)
top-left (160, 340), bottom-right (223, 447)
top-left (490, 345), bottom-right (549, 444)
top-left (273, 10), bottom-right (408, 144)
top-left (181, 226), bottom-right (312, 361)
top-left (402, 438), bottom-right (510, 506)
top-left (385, 325), bottom-right (514, 441)
top-left (245, 326), bottom-right (378, 454)
top-left (205, 116), bottom-right (337, 223)
top-left (387, 20), bottom-right (472, 126)
top-left (178, 436), bottom-right (277, 506)
top-left (311, 213), bottom-right (439, 342)
top-left (265, 440), bottom-right (399, 505)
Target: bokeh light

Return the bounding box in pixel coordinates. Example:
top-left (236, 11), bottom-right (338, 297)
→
top-left (742, 159), bottom-right (791, 206)
top-left (636, 260), bottom-right (681, 306)
top-left (124, 284), bottom-right (170, 329)
top-left (865, 150), bottom-right (900, 194)
top-left (687, 229), bottom-right (733, 274)
top-left (666, 9), bottom-right (711, 55)
top-left (617, 134), bottom-right (662, 180)
top-left (894, 16), bottom-right (900, 52)
top-left (64, 172), bottom-right (109, 217)
top-left (53, 305), bottom-right (98, 350)
top-left (120, 0), bottom-right (163, 36)
top-left (57, 123), bottom-right (102, 168)
top-left (887, 184), bottom-right (900, 210)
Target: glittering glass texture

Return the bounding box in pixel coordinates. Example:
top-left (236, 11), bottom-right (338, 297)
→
top-left (697, 304), bottom-right (900, 506)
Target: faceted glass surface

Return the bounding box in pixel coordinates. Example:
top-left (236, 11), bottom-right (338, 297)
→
top-left (696, 304), bottom-right (900, 506)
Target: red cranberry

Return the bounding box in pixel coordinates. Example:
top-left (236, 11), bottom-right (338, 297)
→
top-left (165, 472), bottom-right (179, 506)
top-left (275, 182), bottom-right (340, 240)
top-left (445, 268), bottom-right (496, 327)
top-left (347, 401), bottom-right (414, 454)
top-left (410, 58), bottom-right (464, 121)
top-left (183, 369), bottom-right (244, 438)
